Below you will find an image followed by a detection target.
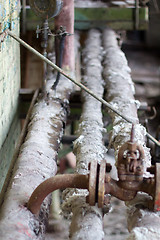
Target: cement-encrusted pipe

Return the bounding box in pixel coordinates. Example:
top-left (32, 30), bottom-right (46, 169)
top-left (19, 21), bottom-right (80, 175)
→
top-left (62, 29), bottom-right (105, 240)
top-left (0, 1), bottom-right (75, 239)
top-left (7, 30), bottom-right (159, 147)
top-left (102, 29), bottom-right (160, 240)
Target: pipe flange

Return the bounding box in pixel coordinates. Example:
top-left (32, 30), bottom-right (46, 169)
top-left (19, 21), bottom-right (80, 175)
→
top-left (88, 160), bottom-right (98, 206)
top-left (154, 163), bottom-right (160, 211)
top-left (98, 160), bottom-right (106, 208)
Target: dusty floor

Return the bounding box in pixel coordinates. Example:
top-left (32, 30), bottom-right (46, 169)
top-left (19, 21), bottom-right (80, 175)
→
top-left (46, 198), bottom-right (129, 240)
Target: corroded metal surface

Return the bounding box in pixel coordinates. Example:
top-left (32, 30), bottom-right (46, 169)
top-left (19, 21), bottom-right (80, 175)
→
top-left (98, 160), bottom-right (106, 208)
top-left (154, 163), bottom-right (160, 211)
top-left (88, 161), bottom-right (98, 206)
top-left (28, 174), bottom-right (88, 214)
top-left (117, 125), bottom-right (144, 183)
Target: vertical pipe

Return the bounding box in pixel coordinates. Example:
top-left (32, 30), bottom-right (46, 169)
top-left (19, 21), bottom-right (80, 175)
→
top-left (135, 0), bottom-right (139, 30)
top-left (54, 0), bottom-right (75, 71)
top-left (22, 0), bottom-right (26, 35)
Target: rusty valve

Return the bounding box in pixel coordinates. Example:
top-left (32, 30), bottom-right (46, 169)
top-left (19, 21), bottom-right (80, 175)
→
top-left (28, 126), bottom-right (159, 215)
top-left (117, 125), bottom-right (145, 187)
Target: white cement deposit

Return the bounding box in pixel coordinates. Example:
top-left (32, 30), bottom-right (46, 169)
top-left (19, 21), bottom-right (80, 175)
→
top-left (62, 29), bottom-right (106, 240)
top-left (0, 50), bottom-right (74, 239)
top-left (102, 29), bottom-right (160, 240)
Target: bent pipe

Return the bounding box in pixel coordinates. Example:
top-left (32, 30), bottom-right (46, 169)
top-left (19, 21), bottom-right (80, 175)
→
top-left (106, 178), bottom-right (137, 201)
top-left (28, 174), bottom-right (154, 215)
top-left (28, 174), bottom-right (88, 214)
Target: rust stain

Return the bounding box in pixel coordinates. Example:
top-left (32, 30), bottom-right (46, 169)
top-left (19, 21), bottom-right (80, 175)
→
top-left (16, 222), bottom-right (33, 238)
top-left (155, 192), bottom-right (160, 211)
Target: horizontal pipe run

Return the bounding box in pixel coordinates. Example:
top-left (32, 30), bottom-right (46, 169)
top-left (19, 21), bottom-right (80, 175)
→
top-left (6, 30), bottom-right (160, 147)
top-left (28, 174), bottom-right (88, 214)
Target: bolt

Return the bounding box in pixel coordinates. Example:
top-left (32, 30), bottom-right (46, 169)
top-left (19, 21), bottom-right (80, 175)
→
top-left (105, 174), bottom-right (111, 183)
top-left (103, 194), bottom-right (111, 207)
top-left (130, 124), bottom-right (135, 142)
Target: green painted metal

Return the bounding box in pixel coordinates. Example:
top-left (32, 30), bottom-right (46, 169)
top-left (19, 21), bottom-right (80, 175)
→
top-left (74, 7), bottom-right (148, 30)
top-left (0, 0), bottom-right (21, 203)
top-left (75, 7), bottom-right (148, 21)
top-left (74, 20), bottom-right (147, 30)
top-left (25, 7), bottom-right (148, 30)
top-left (0, 112), bottom-right (21, 201)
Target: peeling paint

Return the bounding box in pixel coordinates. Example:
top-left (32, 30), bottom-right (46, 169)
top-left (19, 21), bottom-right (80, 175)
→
top-left (0, 0), bottom-right (21, 151)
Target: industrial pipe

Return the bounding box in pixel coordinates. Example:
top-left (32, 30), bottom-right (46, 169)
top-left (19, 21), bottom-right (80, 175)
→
top-left (28, 174), bottom-right (88, 214)
top-left (6, 30), bottom-right (159, 147)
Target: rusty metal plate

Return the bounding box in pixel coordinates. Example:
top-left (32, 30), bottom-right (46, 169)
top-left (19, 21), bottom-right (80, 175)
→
top-left (154, 163), bottom-right (160, 211)
top-left (29, 0), bottom-right (63, 19)
top-left (98, 160), bottom-right (106, 208)
top-left (88, 160), bottom-right (98, 206)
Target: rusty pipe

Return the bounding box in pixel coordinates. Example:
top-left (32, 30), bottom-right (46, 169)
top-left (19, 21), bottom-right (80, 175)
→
top-left (54, 0), bottom-right (75, 71)
top-left (28, 174), bottom-right (88, 214)
top-left (105, 177), bottom-right (155, 202)
top-left (105, 177), bottom-right (137, 201)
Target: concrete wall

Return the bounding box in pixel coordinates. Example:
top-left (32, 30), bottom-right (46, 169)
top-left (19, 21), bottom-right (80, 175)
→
top-left (0, 0), bottom-right (21, 195)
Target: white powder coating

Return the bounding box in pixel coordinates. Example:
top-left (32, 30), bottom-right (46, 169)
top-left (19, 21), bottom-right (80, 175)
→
top-left (102, 28), bottom-right (151, 169)
top-left (102, 29), bottom-right (160, 239)
top-left (62, 29), bottom-right (105, 240)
